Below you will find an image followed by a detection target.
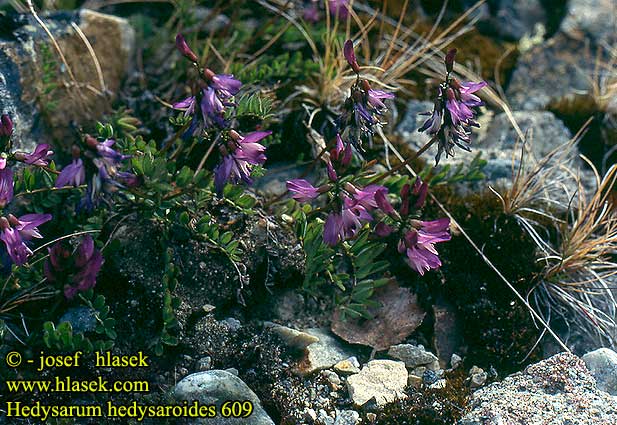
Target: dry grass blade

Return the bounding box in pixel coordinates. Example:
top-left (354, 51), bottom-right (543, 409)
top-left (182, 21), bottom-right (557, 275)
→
top-left (532, 160), bottom-right (617, 347)
top-left (544, 161), bottom-right (617, 281)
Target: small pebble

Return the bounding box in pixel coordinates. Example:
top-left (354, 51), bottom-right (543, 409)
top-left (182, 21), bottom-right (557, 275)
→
top-left (450, 353), bottom-right (462, 369)
top-left (196, 356), bottom-right (212, 371)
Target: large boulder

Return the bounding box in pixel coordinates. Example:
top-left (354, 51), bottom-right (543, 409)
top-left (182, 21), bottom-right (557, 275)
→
top-left (0, 9), bottom-right (135, 150)
top-left (459, 352), bottom-right (617, 425)
top-left (583, 348), bottom-right (617, 395)
top-left (174, 370), bottom-right (275, 424)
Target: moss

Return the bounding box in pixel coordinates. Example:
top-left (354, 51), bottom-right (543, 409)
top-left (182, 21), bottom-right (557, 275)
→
top-left (384, 187), bottom-right (544, 375)
top-left (372, 369), bottom-right (470, 424)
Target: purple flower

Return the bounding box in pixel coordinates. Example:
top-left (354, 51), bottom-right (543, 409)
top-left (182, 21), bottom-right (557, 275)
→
top-left (323, 196), bottom-right (372, 246)
top-left (201, 87), bottom-right (226, 127)
top-left (418, 104), bottom-right (442, 135)
top-left (116, 171), bottom-right (140, 187)
top-left (417, 49), bottom-right (485, 165)
top-left (326, 160), bottom-right (338, 182)
top-left (344, 39), bottom-right (360, 73)
top-left (214, 130), bottom-right (270, 193)
top-left (398, 218), bottom-right (451, 275)
top-left (337, 79), bottom-right (394, 150)
top-left (341, 197), bottom-right (372, 236)
top-left (0, 114), bottom-right (13, 138)
top-left (173, 96), bottom-right (196, 116)
top-left (330, 133), bottom-right (353, 166)
top-left (0, 221), bottom-right (31, 266)
top-left (44, 235), bottom-right (103, 299)
top-left (367, 89), bottom-right (395, 112)
top-left (93, 139), bottom-right (130, 166)
top-left (176, 33), bottom-right (199, 63)
top-left (9, 213), bottom-right (52, 240)
top-left (375, 189), bottom-right (396, 216)
top-left (328, 0), bottom-right (350, 19)
top-left (56, 159), bottom-right (85, 188)
top-left (0, 168), bottom-right (13, 208)
top-left (0, 213), bottom-right (50, 266)
top-left (287, 179), bottom-right (320, 202)
top-left (454, 80), bottom-right (487, 108)
top-left (324, 213), bottom-right (344, 246)
top-left (445, 88), bottom-right (474, 126)
top-left (210, 74), bottom-right (242, 99)
top-left (20, 144), bottom-right (54, 166)
top-left (348, 184), bottom-right (385, 210)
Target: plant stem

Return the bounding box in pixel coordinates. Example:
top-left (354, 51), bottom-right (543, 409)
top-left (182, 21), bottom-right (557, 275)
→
top-left (371, 137), bottom-right (436, 183)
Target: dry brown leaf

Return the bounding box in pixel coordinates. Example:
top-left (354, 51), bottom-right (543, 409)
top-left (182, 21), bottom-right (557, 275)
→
top-left (331, 283), bottom-right (426, 351)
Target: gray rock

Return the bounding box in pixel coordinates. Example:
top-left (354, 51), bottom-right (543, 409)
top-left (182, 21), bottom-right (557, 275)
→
top-left (254, 163), bottom-right (318, 200)
top-left (221, 318), bottom-right (242, 331)
top-left (583, 348), bottom-right (617, 395)
top-left (304, 408), bottom-right (317, 422)
top-left (265, 323), bottom-right (320, 350)
top-left (225, 368), bottom-right (239, 376)
top-left (468, 366), bottom-right (487, 389)
top-left (333, 357), bottom-right (361, 375)
top-left (334, 409), bottom-right (360, 425)
top-left (347, 360), bottom-right (408, 407)
top-left (459, 352), bottom-right (617, 425)
top-left (560, 0), bottom-right (617, 45)
top-left (478, 111), bottom-right (572, 160)
top-left (0, 9), bottom-right (135, 151)
top-left (429, 379), bottom-right (447, 389)
top-left (174, 370), bottom-right (274, 424)
top-left (295, 328), bottom-right (353, 375)
top-left (492, 0), bottom-right (546, 40)
top-left (387, 344), bottom-right (438, 369)
top-left (506, 33), bottom-right (595, 110)
top-left (317, 409), bottom-right (335, 425)
top-left (423, 369), bottom-right (439, 385)
top-left (271, 290), bottom-right (306, 323)
top-left (407, 373), bottom-right (423, 389)
top-left (433, 301), bottom-right (462, 368)
top-left (196, 356), bottom-right (212, 371)
top-left (58, 307), bottom-right (97, 334)
top-left (396, 100), bottom-right (433, 148)
top-left (450, 353), bottom-right (463, 369)
top-left (194, 8), bottom-right (231, 33)
top-left (322, 370), bottom-right (342, 389)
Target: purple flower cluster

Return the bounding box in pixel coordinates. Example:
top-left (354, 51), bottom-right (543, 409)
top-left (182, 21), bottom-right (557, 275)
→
top-left (288, 173), bottom-right (388, 246)
top-left (173, 34), bottom-right (242, 136)
top-left (337, 40), bottom-right (395, 154)
top-left (373, 179), bottom-right (451, 275)
top-left (55, 136), bottom-right (137, 210)
top-left (0, 213), bottom-right (52, 266)
top-left (0, 114), bottom-right (57, 266)
top-left (214, 130), bottom-right (270, 193)
top-left (172, 34), bottom-right (268, 193)
top-left (418, 49), bottom-right (486, 164)
top-left (44, 235), bottom-right (103, 299)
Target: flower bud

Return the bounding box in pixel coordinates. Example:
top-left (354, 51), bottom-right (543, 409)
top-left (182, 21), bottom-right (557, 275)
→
top-left (0, 114), bottom-right (13, 137)
top-left (175, 33), bottom-right (199, 63)
top-left (445, 48), bottom-right (457, 73)
top-left (344, 39), bottom-right (360, 74)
